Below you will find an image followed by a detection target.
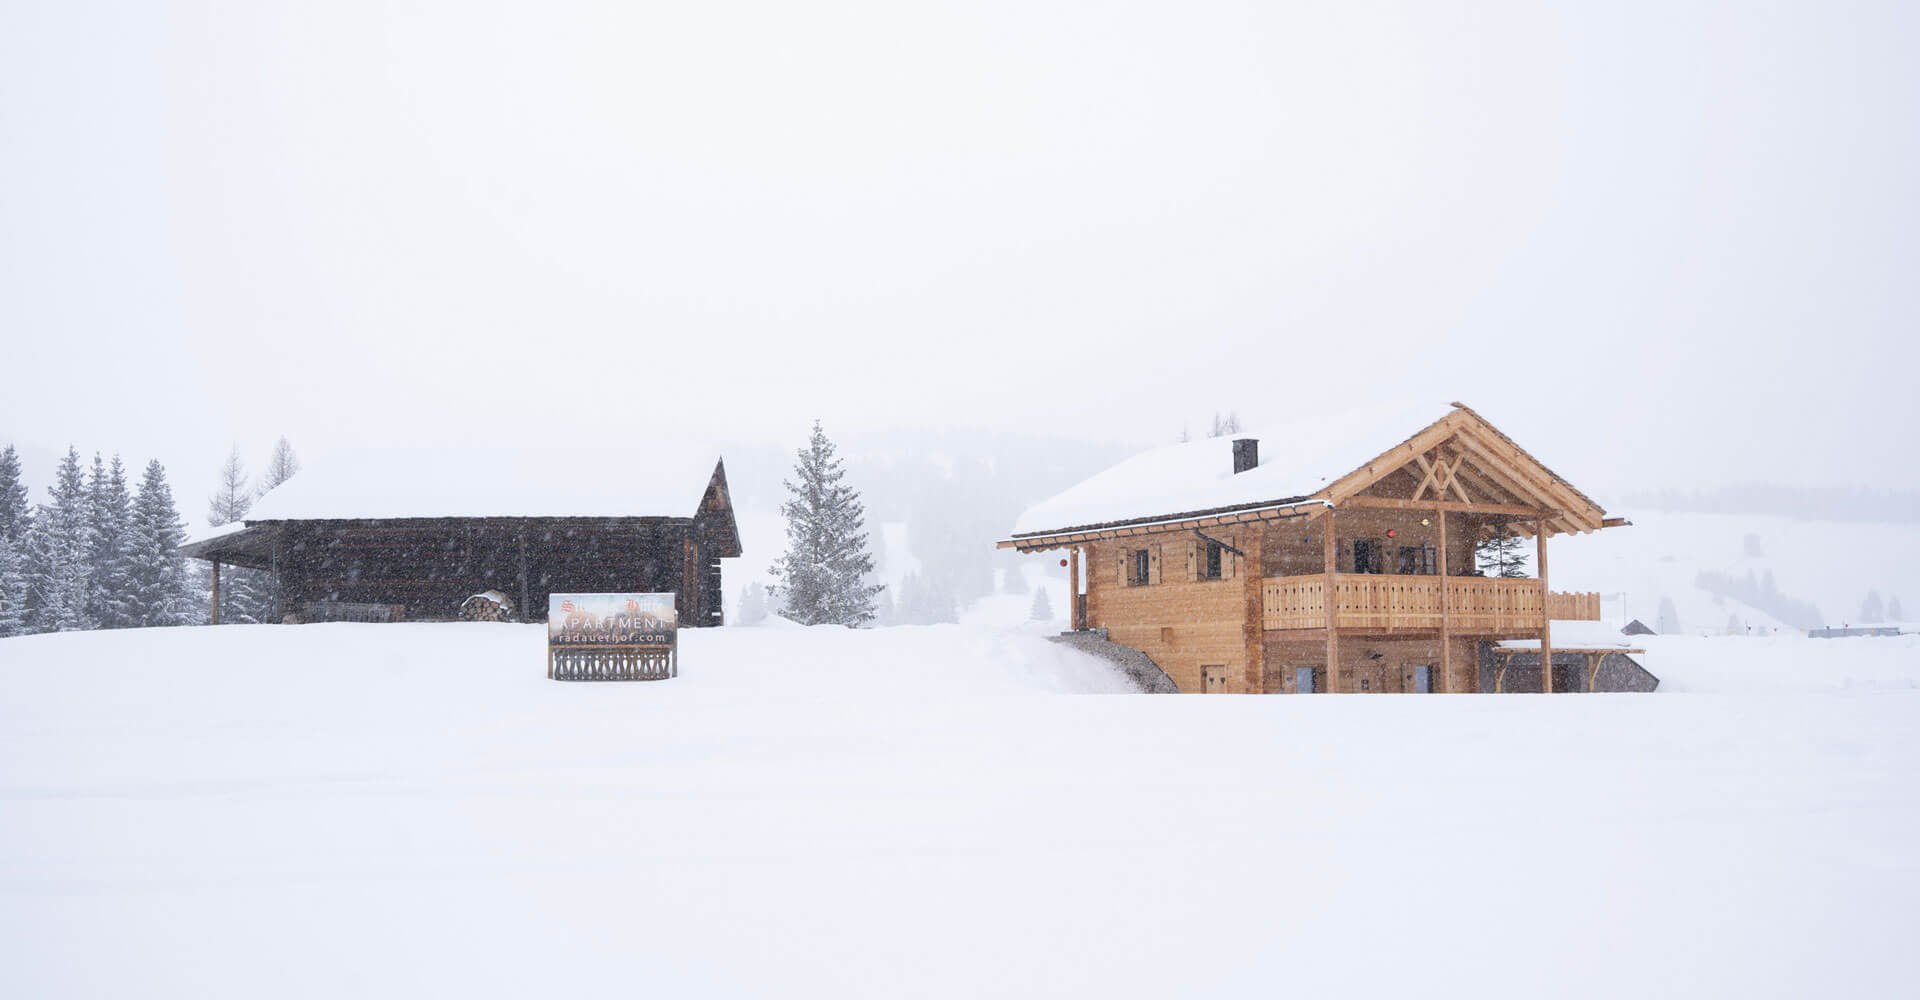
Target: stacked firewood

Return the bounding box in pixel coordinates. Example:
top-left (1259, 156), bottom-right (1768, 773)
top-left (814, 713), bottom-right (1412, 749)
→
top-left (459, 590), bottom-right (516, 622)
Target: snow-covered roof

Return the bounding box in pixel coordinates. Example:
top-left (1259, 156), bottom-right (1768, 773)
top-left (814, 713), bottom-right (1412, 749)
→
top-left (1011, 401), bottom-right (1453, 537)
top-left (237, 447), bottom-right (728, 522)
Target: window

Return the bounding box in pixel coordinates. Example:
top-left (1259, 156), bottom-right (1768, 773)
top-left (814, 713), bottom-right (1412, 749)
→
top-left (1412, 664), bottom-right (1434, 694)
top-left (1353, 539), bottom-right (1380, 574)
top-left (1131, 549), bottom-right (1151, 586)
top-left (1199, 541), bottom-right (1224, 580)
top-left (1294, 665), bottom-right (1319, 694)
top-left (1398, 543), bottom-right (1437, 576)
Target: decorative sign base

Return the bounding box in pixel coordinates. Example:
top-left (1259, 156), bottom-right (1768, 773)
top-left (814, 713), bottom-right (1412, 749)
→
top-left (547, 593), bottom-right (678, 682)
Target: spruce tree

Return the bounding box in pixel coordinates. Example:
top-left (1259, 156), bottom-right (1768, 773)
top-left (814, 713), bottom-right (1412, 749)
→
top-left (1029, 586), bottom-right (1053, 622)
top-left (126, 460), bottom-right (196, 628)
top-left (0, 444), bottom-right (29, 543)
top-left (1861, 591), bottom-right (1886, 624)
top-left (768, 421), bottom-right (884, 626)
top-left (25, 448), bottom-right (95, 632)
top-left (1890, 596), bottom-right (1905, 622)
top-left (0, 535), bottom-right (29, 637)
top-left (1656, 595), bottom-right (1683, 635)
top-left (85, 454), bottom-right (135, 629)
top-left (1475, 522), bottom-right (1531, 578)
top-left (257, 436), bottom-right (300, 497)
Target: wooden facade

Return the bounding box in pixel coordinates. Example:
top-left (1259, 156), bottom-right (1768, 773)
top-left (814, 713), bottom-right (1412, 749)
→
top-left (1001, 404), bottom-right (1626, 693)
top-left (184, 461), bottom-right (741, 627)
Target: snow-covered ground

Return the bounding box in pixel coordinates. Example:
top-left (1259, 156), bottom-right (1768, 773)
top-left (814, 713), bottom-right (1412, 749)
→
top-left (2, 623), bottom-right (1917, 998)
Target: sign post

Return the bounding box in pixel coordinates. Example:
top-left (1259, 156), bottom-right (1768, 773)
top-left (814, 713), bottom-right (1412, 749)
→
top-left (546, 593), bottom-right (678, 681)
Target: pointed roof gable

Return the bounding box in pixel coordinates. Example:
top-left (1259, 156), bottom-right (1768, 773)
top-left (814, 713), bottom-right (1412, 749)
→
top-left (1004, 402), bottom-right (1611, 548)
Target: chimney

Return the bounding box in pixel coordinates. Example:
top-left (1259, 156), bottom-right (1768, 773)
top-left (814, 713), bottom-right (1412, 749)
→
top-left (1232, 438), bottom-right (1258, 474)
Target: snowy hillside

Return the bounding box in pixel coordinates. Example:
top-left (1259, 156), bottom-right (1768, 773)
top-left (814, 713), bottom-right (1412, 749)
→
top-left (3, 623), bottom-right (1918, 998)
top-left (1554, 509), bottom-right (1920, 633)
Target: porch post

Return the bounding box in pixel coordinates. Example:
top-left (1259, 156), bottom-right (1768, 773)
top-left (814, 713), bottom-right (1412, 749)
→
top-left (517, 527), bottom-right (530, 624)
top-left (1068, 545), bottom-right (1081, 630)
top-left (210, 560), bottom-right (221, 625)
top-left (1438, 509), bottom-right (1450, 692)
top-left (1324, 508), bottom-right (1340, 693)
top-left (1538, 521), bottom-right (1553, 693)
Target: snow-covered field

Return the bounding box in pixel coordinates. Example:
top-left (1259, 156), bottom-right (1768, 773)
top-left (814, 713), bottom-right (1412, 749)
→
top-left (3, 624), bottom-right (1917, 998)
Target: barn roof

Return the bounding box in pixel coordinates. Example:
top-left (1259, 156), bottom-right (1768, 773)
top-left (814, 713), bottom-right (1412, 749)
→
top-left (1005, 402), bottom-right (1611, 547)
top-left (239, 447), bottom-right (730, 522)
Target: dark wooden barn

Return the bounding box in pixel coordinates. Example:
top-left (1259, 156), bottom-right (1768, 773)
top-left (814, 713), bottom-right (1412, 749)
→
top-left (181, 449), bottom-right (741, 626)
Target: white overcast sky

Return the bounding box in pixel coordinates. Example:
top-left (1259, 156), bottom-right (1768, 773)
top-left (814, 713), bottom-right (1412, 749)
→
top-left (3, 0), bottom-right (1916, 500)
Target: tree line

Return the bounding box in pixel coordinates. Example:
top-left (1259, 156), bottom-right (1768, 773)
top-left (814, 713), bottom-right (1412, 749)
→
top-left (0, 437), bottom-right (300, 638)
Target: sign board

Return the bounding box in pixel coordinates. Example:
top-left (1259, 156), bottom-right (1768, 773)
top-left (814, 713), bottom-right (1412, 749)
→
top-left (547, 593), bottom-right (677, 681)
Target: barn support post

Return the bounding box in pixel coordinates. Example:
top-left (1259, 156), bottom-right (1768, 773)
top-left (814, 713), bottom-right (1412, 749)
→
top-left (209, 560), bottom-right (221, 625)
top-left (1538, 521), bottom-right (1553, 693)
top-left (269, 542), bottom-right (283, 624)
top-left (1323, 508), bottom-right (1340, 693)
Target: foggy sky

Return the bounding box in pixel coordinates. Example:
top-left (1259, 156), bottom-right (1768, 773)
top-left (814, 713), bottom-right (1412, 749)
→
top-left (4, 1), bottom-right (1917, 502)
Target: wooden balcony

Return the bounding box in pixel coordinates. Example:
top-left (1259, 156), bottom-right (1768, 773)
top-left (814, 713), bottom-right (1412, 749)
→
top-left (1261, 574), bottom-right (1600, 633)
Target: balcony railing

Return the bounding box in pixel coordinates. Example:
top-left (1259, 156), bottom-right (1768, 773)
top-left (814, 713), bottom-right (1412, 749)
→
top-left (1261, 574), bottom-right (1599, 633)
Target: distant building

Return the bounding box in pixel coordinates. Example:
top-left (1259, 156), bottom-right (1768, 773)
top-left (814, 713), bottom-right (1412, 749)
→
top-left (1001, 403), bottom-right (1652, 693)
top-left (1809, 626), bottom-right (1903, 639)
top-left (1621, 619), bottom-right (1657, 637)
top-left (182, 448), bottom-right (741, 626)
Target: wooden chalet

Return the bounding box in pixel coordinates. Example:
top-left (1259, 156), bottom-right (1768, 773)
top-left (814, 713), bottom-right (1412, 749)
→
top-left (1000, 403), bottom-right (1635, 694)
top-left (181, 448), bottom-right (741, 626)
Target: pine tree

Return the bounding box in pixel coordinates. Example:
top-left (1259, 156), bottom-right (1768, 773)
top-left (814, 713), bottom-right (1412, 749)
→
top-left (1656, 595), bottom-right (1683, 635)
top-left (1029, 586), bottom-right (1053, 622)
top-left (209, 445), bottom-right (252, 527)
top-left (1890, 596), bottom-right (1905, 622)
top-left (206, 446), bottom-right (269, 623)
top-left (257, 436), bottom-right (300, 497)
top-left (126, 460), bottom-right (197, 628)
top-left (1861, 591), bottom-right (1886, 624)
top-left (0, 534), bottom-right (29, 637)
top-left (768, 422), bottom-right (884, 626)
top-left (738, 582), bottom-right (769, 625)
top-left (0, 444), bottom-right (29, 543)
top-left (24, 447), bottom-right (95, 632)
top-left (1208, 412), bottom-right (1243, 438)
top-left (1475, 522), bottom-right (1531, 578)
top-left (84, 454), bottom-right (135, 629)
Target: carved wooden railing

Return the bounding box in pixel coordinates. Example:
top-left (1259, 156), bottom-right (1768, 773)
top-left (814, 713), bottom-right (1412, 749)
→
top-left (1262, 575), bottom-right (1599, 632)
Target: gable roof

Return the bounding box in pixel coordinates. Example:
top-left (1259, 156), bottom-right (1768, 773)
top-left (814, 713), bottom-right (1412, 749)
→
top-left (236, 446), bottom-right (733, 523)
top-left (1004, 402), bottom-right (1611, 548)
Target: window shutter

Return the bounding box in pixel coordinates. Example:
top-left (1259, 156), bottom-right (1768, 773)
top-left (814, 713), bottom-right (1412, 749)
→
top-left (1117, 549), bottom-right (1128, 587)
top-left (1221, 533), bottom-right (1236, 580)
top-left (1148, 545), bottom-right (1162, 585)
top-left (1186, 539), bottom-right (1198, 581)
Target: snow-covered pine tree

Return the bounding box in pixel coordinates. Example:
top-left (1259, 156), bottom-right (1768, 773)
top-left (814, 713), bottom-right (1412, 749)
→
top-left (209, 445), bottom-right (252, 527)
top-left (738, 582), bottom-right (769, 625)
top-left (1028, 586), bottom-right (1053, 622)
top-left (206, 445), bottom-right (269, 623)
top-left (0, 444), bottom-right (29, 544)
top-left (1890, 596), bottom-right (1905, 622)
top-left (85, 454), bottom-right (135, 629)
top-left (1475, 522), bottom-right (1530, 578)
top-left (0, 534), bottom-right (29, 637)
top-left (1208, 412), bottom-right (1243, 438)
top-left (1656, 595), bottom-right (1683, 635)
top-left (1861, 590), bottom-right (1886, 624)
top-left (25, 447), bottom-right (95, 632)
top-left (768, 422), bottom-right (884, 627)
top-left (126, 460), bottom-right (197, 628)
top-left (257, 436), bottom-right (300, 497)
